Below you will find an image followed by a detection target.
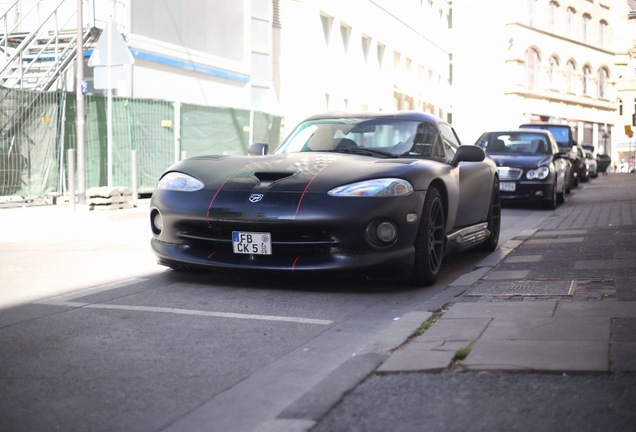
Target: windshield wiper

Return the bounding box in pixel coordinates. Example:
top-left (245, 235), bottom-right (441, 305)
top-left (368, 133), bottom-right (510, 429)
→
top-left (331, 147), bottom-right (397, 158)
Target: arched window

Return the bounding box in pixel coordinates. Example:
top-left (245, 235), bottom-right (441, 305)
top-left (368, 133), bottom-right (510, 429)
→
top-left (582, 13), bottom-right (591, 44)
top-left (548, 56), bottom-right (559, 90)
top-left (582, 65), bottom-right (591, 96)
top-left (566, 60), bottom-right (576, 94)
top-left (566, 7), bottom-right (576, 38)
top-left (599, 20), bottom-right (608, 49)
top-left (525, 48), bottom-right (540, 91)
top-left (549, 1), bottom-right (560, 33)
top-left (598, 67), bottom-right (608, 99)
top-left (527, 0), bottom-right (538, 26)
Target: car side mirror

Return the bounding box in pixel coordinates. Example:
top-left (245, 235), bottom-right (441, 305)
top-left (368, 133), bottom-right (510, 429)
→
top-left (248, 142), bottom-right (269, 156)
top-left (450, 145), bottom-right (485, 167)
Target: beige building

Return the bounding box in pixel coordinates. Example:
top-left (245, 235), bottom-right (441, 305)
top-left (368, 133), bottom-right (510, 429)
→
top-left (274, 0), bottom-right (453, 134)
top-left (452, 0), bottom-right (634, 166)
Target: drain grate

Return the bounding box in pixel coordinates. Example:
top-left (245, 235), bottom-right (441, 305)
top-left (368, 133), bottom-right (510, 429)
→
top-left (468, 280), bottom-right (574, 297)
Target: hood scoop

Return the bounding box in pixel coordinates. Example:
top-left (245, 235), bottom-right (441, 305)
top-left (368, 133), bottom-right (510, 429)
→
top-left (254, 171), bottom-right (296, 184)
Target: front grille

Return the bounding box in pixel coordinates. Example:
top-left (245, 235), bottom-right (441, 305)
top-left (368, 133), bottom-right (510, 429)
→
top-left (497, 167), bottom-right (523, 181)
top-left (178, 222), bottom-right (339, 255)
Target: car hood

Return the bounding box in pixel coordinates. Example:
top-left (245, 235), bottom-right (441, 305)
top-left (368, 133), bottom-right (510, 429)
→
top-left (166, 152), bottom-right (429, 193)
top-left (487, 153), bottom-right (551, 169)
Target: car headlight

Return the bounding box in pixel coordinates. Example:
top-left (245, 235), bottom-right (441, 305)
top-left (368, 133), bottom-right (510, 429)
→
top-left (526, 166), bottom-right (550, 180)
top-left (328, 178), bottom-right (414, 197)
top-left (157, 172), bottom-right (204, 191)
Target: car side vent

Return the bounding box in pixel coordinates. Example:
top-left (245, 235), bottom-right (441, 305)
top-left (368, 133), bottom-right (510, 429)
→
top-left (254, 171), bottom-right (295, 182)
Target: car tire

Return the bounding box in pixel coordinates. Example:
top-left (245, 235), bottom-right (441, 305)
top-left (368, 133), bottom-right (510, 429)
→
top-left (544, 181), bottom-right (557, 210)
top-left (557, 181), bottom-right (565, 204)
top-left (409, 186), bottom-right (445, 286)
top-left (477, 177), bottom-right (500, 252)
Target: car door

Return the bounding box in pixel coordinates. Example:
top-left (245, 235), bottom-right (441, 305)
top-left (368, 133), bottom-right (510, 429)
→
top-left (439, 123), bottom-right (491, 227)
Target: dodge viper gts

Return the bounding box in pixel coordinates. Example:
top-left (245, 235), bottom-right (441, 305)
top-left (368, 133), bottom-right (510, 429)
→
top-left (150, 111), bottom-right (501, 286)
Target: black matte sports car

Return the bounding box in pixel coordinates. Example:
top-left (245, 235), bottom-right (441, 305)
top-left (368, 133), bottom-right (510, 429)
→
top-left (150, 111), bottom-right (501, 286)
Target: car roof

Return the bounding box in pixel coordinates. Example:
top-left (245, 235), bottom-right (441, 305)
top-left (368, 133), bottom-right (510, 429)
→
top-left (481, 129), bottom-right (553, 137)
top-left (519, 122), bottom-right (569, 127)
top-left (302, 111), bottom-right (442, 124)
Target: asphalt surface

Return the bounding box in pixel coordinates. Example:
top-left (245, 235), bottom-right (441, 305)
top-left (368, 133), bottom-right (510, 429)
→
top-left (310, 173), bottom-right (636, 432)
top-left (1, 173), bottom-right (635, 432)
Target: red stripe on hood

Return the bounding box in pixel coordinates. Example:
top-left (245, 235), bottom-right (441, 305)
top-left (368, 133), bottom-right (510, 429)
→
top-left (295, 162), bottom-right (332, 217)
top-left (206, 161), bottom-right (251, 224)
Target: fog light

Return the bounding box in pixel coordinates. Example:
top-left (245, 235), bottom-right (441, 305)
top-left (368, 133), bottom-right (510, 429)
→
top-left (535, 190), bottom-right (543, 197)
top-left (151, 209), bottom-right (163, 235)
top-left (376, 221), bottom-right (398, 243)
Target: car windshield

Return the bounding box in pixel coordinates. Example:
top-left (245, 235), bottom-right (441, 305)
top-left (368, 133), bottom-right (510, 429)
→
top-left (274, 118), bottom-right (443, 158)
top-left (475, 133), bottom-right (551, 155)
top-left (521, 125), bottom-right (570, 145)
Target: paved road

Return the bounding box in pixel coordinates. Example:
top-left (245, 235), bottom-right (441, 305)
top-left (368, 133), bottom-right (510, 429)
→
top-left (3, 175), bottom-right (630, 432)
top-left (312, 173), bottom-right (636, 432)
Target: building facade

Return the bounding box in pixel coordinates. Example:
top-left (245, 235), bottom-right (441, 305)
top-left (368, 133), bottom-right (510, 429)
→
top-left (453, 0), bottom-right (634, 166)
top-left (3, 0), bottom-right (635, 162)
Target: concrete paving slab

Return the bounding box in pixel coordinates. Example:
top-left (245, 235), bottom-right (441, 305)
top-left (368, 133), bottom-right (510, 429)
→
top-left (533, 230), bottom-right (588, 237)
top-left (526, 237), bottom-right (584, 244)
top-left (506, 255), bottom-right (543, 263)
top-left (417, 318), bottom-right (490, 342)
top-left (574, 259), bottom-right (636, 269)
top-left (378, 346), bottom-right (455, 372)
top-left (482, 270), bottom-right (531, 280)
top-left (443, 301), bottom-right (557, 320)
top-left (463, 340), bottom-right (609, 372)
top-left (556, 301), bottom-right (636, 318)
top-left (480, 317), bottom-right (610, 341)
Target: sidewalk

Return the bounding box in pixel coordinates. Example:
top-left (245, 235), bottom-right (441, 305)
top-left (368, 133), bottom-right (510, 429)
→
top-left (312, 173), bottom-right (636, 432)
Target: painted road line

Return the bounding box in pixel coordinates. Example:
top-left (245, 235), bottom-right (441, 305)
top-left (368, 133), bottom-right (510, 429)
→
top-left (36, 278), bottom-right (332, 326)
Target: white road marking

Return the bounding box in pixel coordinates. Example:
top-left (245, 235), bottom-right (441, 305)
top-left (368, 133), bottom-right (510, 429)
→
top-left (36, 278), bottom-right (332, 325)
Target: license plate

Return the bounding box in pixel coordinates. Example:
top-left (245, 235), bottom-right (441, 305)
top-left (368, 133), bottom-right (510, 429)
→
top-left (232, 231), bottom-right (272, 255)
top-left (500, 182), bottom-right (516, 192)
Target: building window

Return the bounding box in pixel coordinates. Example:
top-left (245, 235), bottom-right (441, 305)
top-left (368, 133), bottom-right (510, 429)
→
top-left (582, 13), bottom-right (591, 44)
top-left (618, 98), bottom-right (623, 116)
top-left (377, 42), bottom-right (385, 67)
top-left (527, 0), bottom-right (538, 26)
top-left (599, 20), bottom-right (608, 49)
top-left (566, 7), bottom-right (576, 38)
top-left (566, 60), bottom-right (576, 94)
top-left (549, 1), bottom-right (559, 33)
top-left (361, 34), bottom-right (371, 62)
top-left (598, 67), bottom-right (608, 99)
top-left (525, 48), bottom-right (540, 92)
top-left (549, 56), bottom-right (559, 90)
top-left (340, 23), bottom-right (351, 53)
top-left (320, 14), bottom-right (333, 45)
top-left (582, 65), bottom-right (591, 96)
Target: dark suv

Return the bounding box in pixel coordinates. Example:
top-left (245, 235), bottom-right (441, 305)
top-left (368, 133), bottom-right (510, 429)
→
top-left (519, 123), bottom-right (580, 189)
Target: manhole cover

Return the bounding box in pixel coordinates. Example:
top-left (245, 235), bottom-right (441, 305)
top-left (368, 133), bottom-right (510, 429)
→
top-left (468, 280), bottom-right (574, 296)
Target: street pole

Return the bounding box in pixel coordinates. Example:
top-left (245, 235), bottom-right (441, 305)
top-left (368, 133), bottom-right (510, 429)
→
top-left (76, 0), bottom-right (86, 205)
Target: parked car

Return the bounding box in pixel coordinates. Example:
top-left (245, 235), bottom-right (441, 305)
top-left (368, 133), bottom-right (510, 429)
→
top-left (574, 145), bottom-right (590, 182)
top-left (596, 154), bottom-right (611, 174)
top-left (519, 123), bottom-right (578, 189)
top-left (150, 111), bottom-right (501, 287)
top-left (474, 129), bottom-right (568, 209)
top-left (584, 150), bottom-right (598, 178)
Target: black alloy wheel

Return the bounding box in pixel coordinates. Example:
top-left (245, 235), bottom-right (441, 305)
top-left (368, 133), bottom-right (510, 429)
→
top-left (409, 186), bottom-right (445, 286)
